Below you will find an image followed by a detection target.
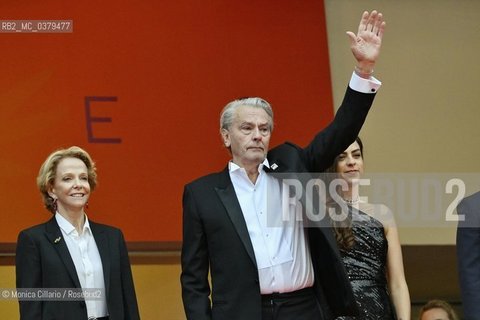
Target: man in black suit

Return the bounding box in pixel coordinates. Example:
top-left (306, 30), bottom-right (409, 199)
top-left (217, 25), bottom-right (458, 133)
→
top-left (181, 10), bottom-right (386, 320)
top-left (456, 191), bottom-right (480, 319)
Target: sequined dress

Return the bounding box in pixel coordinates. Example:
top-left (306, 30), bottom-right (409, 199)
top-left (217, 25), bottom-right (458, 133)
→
top-left (336, 209), bottom-right (396, 320)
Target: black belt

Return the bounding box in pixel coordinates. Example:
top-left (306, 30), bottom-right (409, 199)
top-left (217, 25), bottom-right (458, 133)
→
top-left (88, 317), bottom-right (109, 320)
top-left (261, 286), bottom-right (314, 302)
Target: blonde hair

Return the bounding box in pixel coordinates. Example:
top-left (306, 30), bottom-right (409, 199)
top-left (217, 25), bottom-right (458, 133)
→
top-left (37, 146), bottom-right (97, 213)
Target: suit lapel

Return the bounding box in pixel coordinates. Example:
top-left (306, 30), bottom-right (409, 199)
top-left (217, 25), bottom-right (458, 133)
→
top-left (45, 218), bottom-right (82, 288)
top-left (90, 221), bottom-right (111, 298)
top-left (268, 146), bottom-right (336, 237)
top-left (264, 157), bottom-right (284, 174)
top-left (215, 169), bottom-right (257, 268)
top-left (266, 142), bottom-right (303, 174)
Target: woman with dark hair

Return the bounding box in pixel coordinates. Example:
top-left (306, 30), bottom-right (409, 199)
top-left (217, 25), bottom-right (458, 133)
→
top-left (327, 138), bottom-right (410, 320)
top-left (16, 146), bottom-right (140, 320)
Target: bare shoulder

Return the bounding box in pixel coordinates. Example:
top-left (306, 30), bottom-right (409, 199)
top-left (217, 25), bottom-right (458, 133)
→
top-left (358, 202), bottom-right (395, 228)
top-left (359, 202), bottom-right (391, 215)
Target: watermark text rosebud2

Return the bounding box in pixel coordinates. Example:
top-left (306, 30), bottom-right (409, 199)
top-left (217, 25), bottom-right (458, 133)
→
top-left (266, 173), bottom-right (480, 229)
top-left (0, 288), bottom-right (103, 300)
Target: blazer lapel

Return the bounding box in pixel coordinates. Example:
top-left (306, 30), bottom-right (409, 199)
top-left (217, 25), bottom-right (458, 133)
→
top-left (266, 142), bottom-right (303, 174)
top-left (215, 169), bottom-right (257, 268)
top-left (45, 218), bottom-right (82, 288)
top-left (268, 147), bottom-right (334, 231)
top-left (90, 222), bottom-right (111, 298)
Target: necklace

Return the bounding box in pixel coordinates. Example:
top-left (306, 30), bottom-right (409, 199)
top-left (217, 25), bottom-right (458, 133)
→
top-left (342, 197), bottom-right (359, 205)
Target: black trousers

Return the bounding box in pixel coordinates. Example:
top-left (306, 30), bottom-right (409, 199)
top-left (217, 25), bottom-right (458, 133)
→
top-left (261, 287), bottom-right (323, 320)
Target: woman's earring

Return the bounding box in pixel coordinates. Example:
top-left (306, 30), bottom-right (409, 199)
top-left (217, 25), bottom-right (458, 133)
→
top-left (53, 198), bottom-right (57, 212)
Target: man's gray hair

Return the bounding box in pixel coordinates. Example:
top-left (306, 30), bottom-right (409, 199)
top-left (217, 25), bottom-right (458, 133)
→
top-left (220, 97), bottom-right (274, 131)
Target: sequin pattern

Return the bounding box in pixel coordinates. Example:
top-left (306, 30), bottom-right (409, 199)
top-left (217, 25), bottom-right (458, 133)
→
top-left (336, 209), bottom-right (397, 320)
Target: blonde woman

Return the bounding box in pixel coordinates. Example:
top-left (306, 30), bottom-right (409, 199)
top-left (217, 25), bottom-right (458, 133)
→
top-left (16, 146), bottom-right (140, 320)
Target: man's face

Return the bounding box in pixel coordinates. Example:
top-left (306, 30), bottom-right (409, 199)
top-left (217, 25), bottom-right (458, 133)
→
top-left (221, 105), bottom-right (271, 169)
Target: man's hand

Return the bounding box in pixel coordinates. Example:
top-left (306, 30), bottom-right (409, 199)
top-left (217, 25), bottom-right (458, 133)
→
top-left (347, 10), bottom-right (386, 76)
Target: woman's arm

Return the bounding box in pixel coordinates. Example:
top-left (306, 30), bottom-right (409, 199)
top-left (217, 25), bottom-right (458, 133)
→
top-left (16, 230), bottom-right (42, 320)
top-left (118, 229), bottom-right (141, 320)
top-left (385, 223), bottom-right (411, 320)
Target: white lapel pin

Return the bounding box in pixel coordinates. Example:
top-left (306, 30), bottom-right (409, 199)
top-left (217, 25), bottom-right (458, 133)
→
top-left (271, 163), bottom-right (278, 170)
top-left (54, 237), bottom-right (62, 244)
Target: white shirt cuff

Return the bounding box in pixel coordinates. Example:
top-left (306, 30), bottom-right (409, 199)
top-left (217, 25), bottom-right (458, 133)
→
top-left (349, 71), bottom-right (382, 94)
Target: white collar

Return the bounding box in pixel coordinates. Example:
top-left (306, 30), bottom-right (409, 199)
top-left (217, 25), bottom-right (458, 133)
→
top-left (55, 212), bottom-right (91, 236)
top-left (228, 158), bottom-right (270, 173)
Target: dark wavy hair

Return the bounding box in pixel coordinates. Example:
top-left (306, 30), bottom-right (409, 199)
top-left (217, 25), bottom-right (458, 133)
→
top-left (326, 137), bottom-right (363, 251)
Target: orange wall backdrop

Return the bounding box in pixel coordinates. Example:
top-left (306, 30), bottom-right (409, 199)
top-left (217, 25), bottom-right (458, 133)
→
top-left (0, 0), bottom-right (334, 242)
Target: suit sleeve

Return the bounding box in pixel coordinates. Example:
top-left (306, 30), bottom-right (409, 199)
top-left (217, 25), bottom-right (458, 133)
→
top-left (302, 87), bottom-right (375, 171)
top-left (118, 230), bottom-right (141, 320)
top-left (16, 231), bottom-right (42, 320)
top-left (180, 185), bottom-right (212, 320)
top-left (456, 197), bottom-right (480, 318)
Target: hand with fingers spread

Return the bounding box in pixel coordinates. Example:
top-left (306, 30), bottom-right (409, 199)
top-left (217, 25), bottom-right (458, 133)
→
top-left (181, 9), bottom-right (387, 320)
top-left (347, 10), bottom-right (386, 77)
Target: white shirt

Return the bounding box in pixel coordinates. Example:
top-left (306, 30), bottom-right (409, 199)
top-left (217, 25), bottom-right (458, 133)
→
top-left (229, 74), bottom-right (380, 294)
top-left (55, 213), bottom-right (108, 318)
top-left (350, 71), bottom-right (382, 92)
top-left (229, 160), bottom-right (314, 294)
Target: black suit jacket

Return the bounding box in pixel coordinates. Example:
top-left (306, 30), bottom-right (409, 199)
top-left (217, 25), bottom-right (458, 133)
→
top-left (16, 217), bottom-right (140, 320)
top-left (456, 191), bottom-right (480, 319)
top-left (181, 87), bottom-right (375, 320)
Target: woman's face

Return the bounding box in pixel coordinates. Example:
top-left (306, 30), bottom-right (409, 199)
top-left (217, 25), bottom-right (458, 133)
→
top-left (335, 141), bottom-right (364, 184)
top-left (49, 157), bottom-right (91, 213)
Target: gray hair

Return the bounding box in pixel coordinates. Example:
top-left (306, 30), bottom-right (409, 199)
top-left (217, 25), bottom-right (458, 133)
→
top-left (220, 97), bottom-right (274, 131)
